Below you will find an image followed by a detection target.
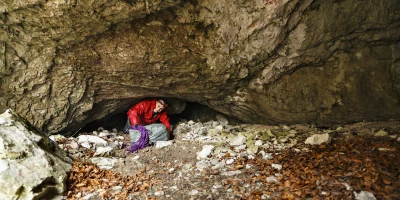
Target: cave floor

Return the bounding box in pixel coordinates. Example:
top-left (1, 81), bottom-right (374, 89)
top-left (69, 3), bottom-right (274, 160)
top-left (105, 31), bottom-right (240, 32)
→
top-left (64, 120), bottom-right (400, 200)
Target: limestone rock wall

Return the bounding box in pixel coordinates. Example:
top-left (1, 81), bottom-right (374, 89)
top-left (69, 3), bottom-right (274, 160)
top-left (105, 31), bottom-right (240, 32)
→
top-left (0, 0), bottom-right (399, 135)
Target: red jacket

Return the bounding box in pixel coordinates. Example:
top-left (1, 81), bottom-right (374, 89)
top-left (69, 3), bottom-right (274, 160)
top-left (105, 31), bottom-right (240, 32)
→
top-left (127, 99), bottom-right (171, 132)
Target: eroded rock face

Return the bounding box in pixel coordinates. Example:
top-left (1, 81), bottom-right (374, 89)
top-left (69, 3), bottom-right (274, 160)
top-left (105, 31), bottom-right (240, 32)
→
top-left (0, 0), bottom-right (399, 135)
top-left (0, 109), bottom-right (71, 200)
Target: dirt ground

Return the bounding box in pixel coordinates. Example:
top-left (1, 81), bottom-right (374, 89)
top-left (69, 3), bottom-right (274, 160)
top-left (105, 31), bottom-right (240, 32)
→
top-left (65, 120), bottom-right (400, 200)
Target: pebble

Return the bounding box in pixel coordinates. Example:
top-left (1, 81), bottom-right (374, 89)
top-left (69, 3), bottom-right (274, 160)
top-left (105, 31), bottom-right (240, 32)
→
top-left (154, 191), bottom-right (164, 196)
top-left (266, 176), bottom-right (278, 183)
top-left (196, 145), bottom-right (214, 160)
top-left (374, 130), bottom-right (388, 137)
top-left (271, 164), bottom-right (282, 170)
top-left (226, 158), bottom-right (235, 165)
top-left (156, 141), bottom-right (173, 148)
top-left (189, 190), bottom-right (198, 195)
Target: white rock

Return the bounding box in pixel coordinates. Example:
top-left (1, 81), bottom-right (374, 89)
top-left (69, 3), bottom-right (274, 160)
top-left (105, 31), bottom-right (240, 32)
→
top-left (94, 146), bottom-right (114, 156)
top-left (226, 158), bottom-right (235, 165)
top-left (271, 164), bottom-right (282, 170)
top-left (49, 134), bottom-right (65, 142)
top-left (234, 144), bottom-right (247, 151)
top-left (113, 186), bottom-right (123, 191)
top-left (397, 137), bottom-right (400, 142)
top-left (0, 109), bottom-right (71, 200)
top-left (255, 140), bottom-right (263, 146)
top-left (189, 189), bottom-right (198, 195)
top-left (230, 135), bottom-right (246, 146)
top-left (81, 142), bottom-right (91, 149)
top-left (266, 176), bottom-right (278, 183)
top-left (168, 168), bottom-right (175, 173)
top-left (305, 133), bottom-right (331, 145)
top-left (156, 141), bottom-right (173, 148)
top-left (279, 137), bottom-right (288, 143)
top-left (68, 141), bottom-right (79, 149)
top-left (99, 132), bottom-right (110, 138)
top-left (354, 191), bottom-right (376, 200)
top-left (83, 193), bottom-right (99, 200)
top-left (213, 184), bottom-right (223, 189)
top-left (154, 191), bottom-right (164, 196)
top-left (77, 135), bottom-right (107, 146)
top-left (259, 151), bottom-right (273, 160)
top-left (170, 186), bottom-right (178, 190)
top-left (90, 157), bottom-right (119, 170)
top-left (221, 171), bottom-right (242, 176)
top-left (196, 145), bottom-right (215, 160)
top-left (188, 120), bottom-right (195, 125)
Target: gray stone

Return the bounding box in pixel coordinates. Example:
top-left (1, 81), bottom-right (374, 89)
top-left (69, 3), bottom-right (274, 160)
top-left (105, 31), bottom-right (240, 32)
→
top-left (196, 145), bottom-right (215, 160)
top-left (156, 141), bottom-right (174, 148)
top-left (354, 191), bottom-right (376, 200)
top-left (0, 109), bottom-right (71, 200)
top-left (305, 133), bottom-right (331, 145)
top-left (374, 130), bottom-right (388, 137)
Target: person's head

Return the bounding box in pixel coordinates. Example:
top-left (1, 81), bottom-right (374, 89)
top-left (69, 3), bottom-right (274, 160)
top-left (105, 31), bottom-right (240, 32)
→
top-left (154, 99), bottom-right (168, 113)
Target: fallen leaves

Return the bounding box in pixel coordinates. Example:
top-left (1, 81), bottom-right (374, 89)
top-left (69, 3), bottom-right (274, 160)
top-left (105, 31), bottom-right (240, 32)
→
top-left (66, 161), bottom-right (159, 199)
top-left (242, 135), bottom-right (400, 199)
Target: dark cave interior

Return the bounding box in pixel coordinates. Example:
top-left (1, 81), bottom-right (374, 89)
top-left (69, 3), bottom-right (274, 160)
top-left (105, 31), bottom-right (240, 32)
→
top-left (79, 101), bottom-right (236, 133)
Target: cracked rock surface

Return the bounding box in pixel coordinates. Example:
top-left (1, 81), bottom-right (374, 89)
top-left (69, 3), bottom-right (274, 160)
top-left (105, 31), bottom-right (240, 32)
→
top-left (1, 0), bottom-right (400, 135)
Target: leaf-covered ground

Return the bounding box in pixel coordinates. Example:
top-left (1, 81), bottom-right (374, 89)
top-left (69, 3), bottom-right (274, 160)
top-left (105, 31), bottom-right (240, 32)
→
top-left (65, 121), bottom-right (400, 200)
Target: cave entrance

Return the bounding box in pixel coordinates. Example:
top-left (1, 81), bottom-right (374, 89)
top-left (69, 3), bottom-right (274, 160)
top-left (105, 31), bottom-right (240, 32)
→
top-left (79, 101), bottom-right (236, 134)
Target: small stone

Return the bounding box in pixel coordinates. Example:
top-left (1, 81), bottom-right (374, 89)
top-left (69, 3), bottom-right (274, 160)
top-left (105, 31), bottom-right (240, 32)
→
top-left (282, 125), bottom-right (290, 131)
top-left (189, 189), bottom-right (198, 195)
top-left (197, 145), bottom-right (215, 160)
top-left (94, 146), bottom-right (114, 156)
top-left (271, 164), bottom-right (282, 170)
top-left (378, 147), bottom-right (395, 152)
top-left (112, 186), bottom-right (123, 191)
top-left (154, 191), bottom-right (164, 196)
top-left (305, 133), bottom-right (331, 145)
top-left (213, 184), bottom-right (223, 189)
top-left (221, 171), bottom-right (242, 176)
top-left (279, 137), bottom-right (288, 143)
top-left (260, 133), bottom-right (270, 141)
top-left (246, 145), bottom-right (259, 155)
top-left (255, 140), bottom-right (263, 146)
top-left (188, 120), bottom-right (195, 125)
top-left (266, 176), bottom-right (278, 183)
top-left (168, 168), bottom-right (175, 173)
top-left (226, 158), bottom-right (235, 165)
top-left (230, 135), bottom-right (246, 146)
top-left (156, 141), bottom-right (173, 148)
top-left (259, 151), bottom-right (273, 160)
top-left (374, 130), bottom-right (388, 137)
top-left (354, 190), bottom-right (376, 200)
top-left (69, 141), bottom-right (79, 149)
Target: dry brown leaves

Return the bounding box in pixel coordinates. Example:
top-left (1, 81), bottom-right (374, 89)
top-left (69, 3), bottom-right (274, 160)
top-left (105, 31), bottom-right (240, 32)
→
top-left (67, 161), bottom-right (159, 200)
top-left (242, 136), bottom-right (400, 200)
